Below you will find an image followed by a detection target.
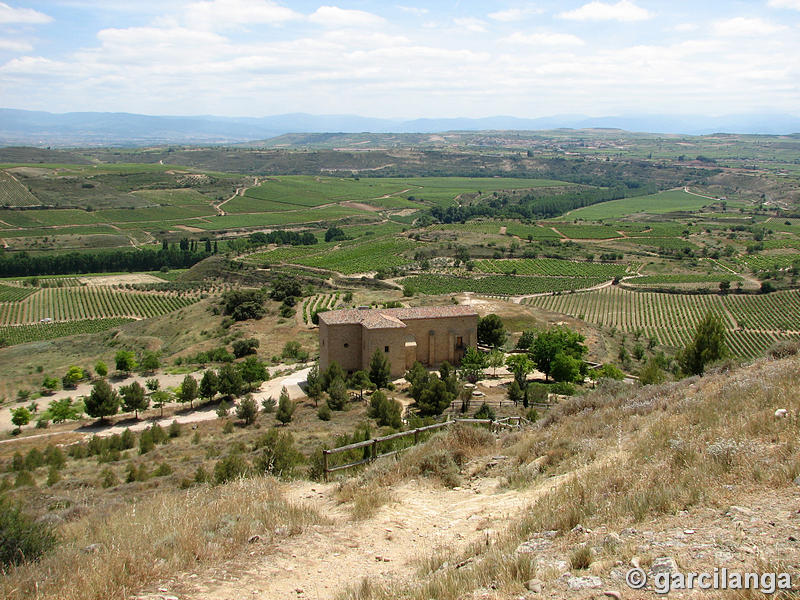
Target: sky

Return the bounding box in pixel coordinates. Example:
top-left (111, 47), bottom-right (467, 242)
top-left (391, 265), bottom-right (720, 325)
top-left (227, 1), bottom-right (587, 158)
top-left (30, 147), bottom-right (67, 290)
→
top-left (1, 1), bottom-right (799, 119)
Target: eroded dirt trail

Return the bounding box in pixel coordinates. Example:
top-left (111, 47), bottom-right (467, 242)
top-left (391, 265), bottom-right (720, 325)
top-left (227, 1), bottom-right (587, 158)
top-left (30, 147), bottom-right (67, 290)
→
top-left (177, 472), bottom-right (567, 600)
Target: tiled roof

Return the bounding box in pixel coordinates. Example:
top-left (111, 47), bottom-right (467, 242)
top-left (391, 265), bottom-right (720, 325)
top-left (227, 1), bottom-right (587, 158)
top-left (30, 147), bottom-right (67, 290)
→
top-left (319, 305), bottom-right (478, 329)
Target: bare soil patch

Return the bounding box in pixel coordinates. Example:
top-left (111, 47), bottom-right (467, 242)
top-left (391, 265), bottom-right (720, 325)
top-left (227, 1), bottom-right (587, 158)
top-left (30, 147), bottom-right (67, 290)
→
top-left (78, 273), bottom-right (164, 286)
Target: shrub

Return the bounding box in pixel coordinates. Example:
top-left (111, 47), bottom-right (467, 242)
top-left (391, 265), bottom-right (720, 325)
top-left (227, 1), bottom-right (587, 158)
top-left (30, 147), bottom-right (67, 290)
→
top-left (0, 497), bottom-right (57, 567)
top-left (550, 381), bottom-right (576, 396)
top-left (261, 396), bottom-right (276, 413)
top-left (570, 544), bottom-right (593, 570)
top-left (473, 402), bottom-right (496, 421)
top-left (154, 463), bottom-right (173, 477)
top-left (252, 430), bottom-right (304, 478)
top-left (100, 467), bottom-right (119, 488)
top-left (213, 453), bottom-right (250, 484)
top-left (317, 403), bottom-right (332, 421)
top-left (235, 395), bottom-right (259, 426)
top-left (14, 470), bottom-right (35, 488)
top-left (168, 421), bottom-right (182, 438)
top-left (276, 388), bottom-right (295, 425)
top-left (367, 390), bottom-right (402, 428)
top-left (46, 465), bottom-right (61, 486)
top-left (139, 430), bottom-right (155, 455)
top-left (222, 420), bottom-right (234, 434)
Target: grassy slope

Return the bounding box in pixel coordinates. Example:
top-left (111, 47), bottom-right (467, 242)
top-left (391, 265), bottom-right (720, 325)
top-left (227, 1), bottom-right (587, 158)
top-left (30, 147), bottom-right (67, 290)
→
top-left (564, 190), bottom-right (714, 220)
top-left (335, 355), bottom-right (800, 599)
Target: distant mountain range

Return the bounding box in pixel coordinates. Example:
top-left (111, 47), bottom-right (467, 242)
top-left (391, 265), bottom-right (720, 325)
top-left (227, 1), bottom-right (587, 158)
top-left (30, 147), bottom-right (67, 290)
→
top-left (2, 108), bottom-right (799, 147)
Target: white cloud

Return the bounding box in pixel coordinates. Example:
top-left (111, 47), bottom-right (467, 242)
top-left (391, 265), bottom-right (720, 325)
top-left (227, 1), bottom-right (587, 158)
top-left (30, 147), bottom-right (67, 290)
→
top-left (396, 5), bottom-right (428, 16)
top-left (768, 0), bottom-right (800, 9)
top-left (0, 38), bottom-right (32, 52)
top-left (712, 17), bottom-right (786, 36)
top-left (0, 2), bottom-right (52, 24)
top-left (309, 6), bottom-right (385, 28)
top-left (672, 23), bottom-right (698, 32)
top-left (453, 17), bottom-right (487, 32)
top-left (184, 0), bottom-right (301, 30)
top-left (558, 0), bottom-right (651, 22)
top-left (488, 7), bottom-right (543, 22)
top-left (505, 31), bottom-right (585, 46)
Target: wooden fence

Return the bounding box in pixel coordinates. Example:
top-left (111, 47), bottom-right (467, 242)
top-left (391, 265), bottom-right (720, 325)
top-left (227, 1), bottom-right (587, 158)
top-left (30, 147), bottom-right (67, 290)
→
top-left (321, 417), bottom-right (531, 481)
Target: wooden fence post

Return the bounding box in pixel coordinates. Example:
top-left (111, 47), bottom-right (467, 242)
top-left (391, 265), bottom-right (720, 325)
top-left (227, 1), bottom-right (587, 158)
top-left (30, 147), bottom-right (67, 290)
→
top-left (414, 428), bottom-right (420, 445)
top-left (371, 439), bottom-right (378, 461)
top-left (323, 450), bottom-right (329, 482)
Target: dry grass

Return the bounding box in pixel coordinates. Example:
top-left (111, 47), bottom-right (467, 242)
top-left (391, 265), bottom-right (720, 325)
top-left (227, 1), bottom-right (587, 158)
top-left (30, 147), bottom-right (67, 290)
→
top-left (1, 477), bottom-right (328, 600)
top-left (335, 355), bottom-right (800, 600)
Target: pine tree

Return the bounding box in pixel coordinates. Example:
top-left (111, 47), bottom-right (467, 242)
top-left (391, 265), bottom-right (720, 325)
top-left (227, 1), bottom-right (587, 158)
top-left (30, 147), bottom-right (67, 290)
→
top-left (276, 387), bottom-right (295, 425)
top-left (369, 348), bottom-right (391, 389)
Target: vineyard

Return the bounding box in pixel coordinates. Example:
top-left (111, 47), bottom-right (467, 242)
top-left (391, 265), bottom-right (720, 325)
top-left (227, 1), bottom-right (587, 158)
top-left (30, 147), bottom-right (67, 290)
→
top-left (625, 274), bottom-right (743, 285)
top-left (401, 274), bottom-right (607, 296)
top-left (551, 224), bottom-right (622, 239)
top-left (293, 238), bottom-right (419, 274)
top-left (732, 253), bottom-right (800, 273)
top-left (0, 287), bottom-right (199, 325)
top-left (301, 293), bottom-right (341, 324)
top-left (474, 258), bottom-right (632, 278)
top-left (524, 287), bottom-right (800, 358)
top-left (0, 171), bottom-right (39, 206)
top-left (0, 318), bottom-right (134, 345)
top-left (0, 284), bottom-right (36, 302)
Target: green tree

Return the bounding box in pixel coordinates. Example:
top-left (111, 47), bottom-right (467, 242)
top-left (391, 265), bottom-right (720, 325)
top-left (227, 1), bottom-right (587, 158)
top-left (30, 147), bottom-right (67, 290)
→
top-left (276, 387), bottom-right (295, 425)
top-left (199, 370), bottom-right (219, 402)
top-left (95, 361), bottom-right (108, 378)
top-left (41, 376), bottom-right (59, 393)
top-left (367, 390), bottom-right (403, 428)
top-left (178, 375), bottom-right (199, 409)
top-left (550, 352), bottom-right (583, 383)
top-left (139, 351), bottom-right (160, 373)
top-left (349, 370), bottom-right (371, 401)
top-left (405, 361), bottom-right (431, 400)
top-left (507, 380), bottom-right (523, 405)
top-left (680, 312), bottom-right (728, 375)
top-left (145, 377), bottom-right (160, 392)
top-left (114, 350), bottom-right (137, 374)
top-left (591, 363), bottom-right (625, 381)
top-left (477, 314), bottom-right (507, 347)
top-left (217, 363), bottom-right (244, 399)
top-left (487, 349), bottom-right (505, 377)
top-left (61, 365), bottom-right (84, 389)
top-left (415, 379), bottom-right (454, 416)
top-left (11, 407), bottom-right (30, 431)
top-left (639, 357), bottom-right (666, 385)
top-left (236, 394), bottom-right (258, 426)
top-left (327, 377), bottom-right (348, 411)
top-left (530, 327), bottom-right (587, 381)
top-left (48, 397), bottom-right (80, 423)
top-left (321, 361), bottom-right (346, 391)
top-left (305, 363), bottom-right (322, 406)
top-left (459, 347), bottom-right (487, 383)
top-left (238, 356), bottom-right (268, 391)
top-left (151, 390), bottom-right (171, 418)
top-left (515, 330), bottom-right (536, 350)
top-left (505, 353), bottom-right (534, 387)
top-left (368, 348), bottom-right (391, 389)
top-left (120, 381), bottom-right (149, 419)
top-left (85, 379), bottom-right (120, 422)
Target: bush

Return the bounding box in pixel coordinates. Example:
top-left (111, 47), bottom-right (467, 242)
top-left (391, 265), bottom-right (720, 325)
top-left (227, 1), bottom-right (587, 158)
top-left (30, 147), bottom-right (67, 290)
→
top-left (252, 430), bottom-right (304, 478)
top-left (317, 403), bottom-right (332, 421)
top-left (473, 402), bottom-right (496, 421)
top-left (100, 467), bottom-right (119, 488)
top-left (261, 396), bottom-right (276, 413)
top-left (550, 381), bottom-right (576, 396)
top-left (367, 390), bottom-right (402, 428)
top-left (235, 395), bottom-right (259, 426)
top-left (213, 453), bottom-right (250, 484)
top-left (154, 463), bottom-right (173, 477)
top-left (168, 421), bottom-right (182, 438)
top-left (0, 497), bottom-right (58, 567)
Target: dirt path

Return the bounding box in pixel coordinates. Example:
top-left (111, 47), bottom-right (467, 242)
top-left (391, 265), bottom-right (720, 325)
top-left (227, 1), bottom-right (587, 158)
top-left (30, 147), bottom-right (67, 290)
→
top-left (216, 178), bottom-right (259, 216)
top-left (176, 469), bottom-right (570, 600)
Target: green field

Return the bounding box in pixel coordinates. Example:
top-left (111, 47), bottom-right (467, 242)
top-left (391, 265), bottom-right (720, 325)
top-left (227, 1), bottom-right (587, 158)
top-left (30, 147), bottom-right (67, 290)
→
top-left (0, 171), bottom-right (39, 206)
top-left (0, 284), bottom-right (36, 302)
top-left (626, 274), bottom-right (743, 285)
top-left (401, 274), bottom-right (607, 295)
top-left (0, 317), bottom-right (134, 345)
top-left (524, 287), bottom-right (800, 358)
top-left (474, 258), bottom-right (632, 278)
top-left (0, 287), bottom-right (199, 325)
top-left (551, 224), bottom-right (623, 239)
top-left (564, 190), bottom-right (714, 220)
